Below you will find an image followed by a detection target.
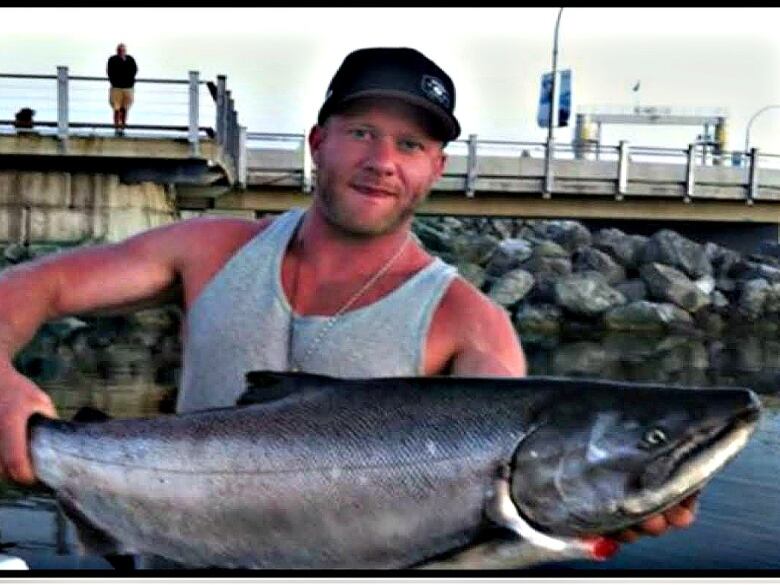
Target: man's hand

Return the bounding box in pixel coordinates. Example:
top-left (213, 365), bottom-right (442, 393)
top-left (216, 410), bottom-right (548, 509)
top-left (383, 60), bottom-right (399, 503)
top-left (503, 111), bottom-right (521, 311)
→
top-left (0, 363), bottom-right (57, 485)
top-left (610, 493), bottom-right (699, 543)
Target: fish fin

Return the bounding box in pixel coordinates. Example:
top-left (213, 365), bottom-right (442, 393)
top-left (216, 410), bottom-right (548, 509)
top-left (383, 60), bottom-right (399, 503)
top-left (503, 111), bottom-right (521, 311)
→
top-left (103, 554), bottom-right (137, 571)
top-left (57, 497), bottom-right (124, 557)
top-left (415, 535), bottom-right (598, 570)
top-left (238, 370), bottom-right (339, 405)
top-left (72, 406), bottom-right (112, 423)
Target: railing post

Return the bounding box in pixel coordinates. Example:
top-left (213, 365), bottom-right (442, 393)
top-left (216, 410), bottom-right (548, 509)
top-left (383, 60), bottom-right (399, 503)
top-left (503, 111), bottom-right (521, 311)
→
top-left (216, 75), bottom-right (227, 147)
top-left (616, 140), bottom-right (629, 201)
top-left (543, 139), bottom-right (554, 198)
top-left (238, 125), bottom-right (247, 189)
top-left (56, 66), bottom-right (69, 150)
top-left (228, 97), bottom-right (236, 163)
top-left (685, 143), bottom-right (696, 203)
top-left (225, 91), bottom-right (234, 160)
top-left (302, 130), bottom-right (313, 193)
top-left (465, 134), bottom-right (478, 198)
top-left (188, 70), bottom-right (200, 157)
top-left (748, 147), bottom-right (759, 205)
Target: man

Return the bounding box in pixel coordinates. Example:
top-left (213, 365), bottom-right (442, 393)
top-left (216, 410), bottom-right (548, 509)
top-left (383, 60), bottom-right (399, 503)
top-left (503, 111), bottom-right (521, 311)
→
top-left (0, 47), bottom-right (695, 558)
top-left (106, 43), bottom-right (138, 136)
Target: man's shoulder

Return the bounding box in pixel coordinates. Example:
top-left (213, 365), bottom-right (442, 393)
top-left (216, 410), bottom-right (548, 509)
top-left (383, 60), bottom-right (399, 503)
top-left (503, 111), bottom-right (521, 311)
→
top-left (438, 273), bottom-right (509, 326)
top-left (169, 215), bottom-right (270, 246)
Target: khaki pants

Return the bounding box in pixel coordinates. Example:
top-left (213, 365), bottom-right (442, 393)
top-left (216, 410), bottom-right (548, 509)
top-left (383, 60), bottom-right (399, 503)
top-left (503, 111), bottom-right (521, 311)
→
top-left (109, 87), bottom-right (134, 111)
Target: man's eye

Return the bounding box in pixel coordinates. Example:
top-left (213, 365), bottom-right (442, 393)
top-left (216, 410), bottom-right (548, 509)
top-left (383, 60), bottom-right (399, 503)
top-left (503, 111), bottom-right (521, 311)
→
top-left (399, 139), bottom-right (423, 152)
top-left (349, 128), bottom-right (370, 140)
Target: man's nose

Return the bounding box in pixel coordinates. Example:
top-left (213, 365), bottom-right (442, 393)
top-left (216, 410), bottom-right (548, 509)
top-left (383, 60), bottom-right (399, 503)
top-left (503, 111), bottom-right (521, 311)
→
top-left (364, 137), bottom-right (396, 175)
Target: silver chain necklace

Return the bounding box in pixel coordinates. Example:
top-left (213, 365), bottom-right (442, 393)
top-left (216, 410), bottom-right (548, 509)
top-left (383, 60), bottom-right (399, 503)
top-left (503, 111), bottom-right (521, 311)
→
top-left (288, 232), bottom-right (412, 372)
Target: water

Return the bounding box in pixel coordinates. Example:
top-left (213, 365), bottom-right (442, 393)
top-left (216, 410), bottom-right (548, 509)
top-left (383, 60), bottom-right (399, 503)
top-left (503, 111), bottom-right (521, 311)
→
top-left (1, 334), bottom-right (779, 571)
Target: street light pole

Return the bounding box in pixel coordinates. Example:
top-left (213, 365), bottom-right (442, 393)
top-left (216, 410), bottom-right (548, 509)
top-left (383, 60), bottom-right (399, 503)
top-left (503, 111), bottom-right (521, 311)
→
top-left (744, 104), bottom-right (780, 153)
top-left (543, 7), bottom-right (564, 198)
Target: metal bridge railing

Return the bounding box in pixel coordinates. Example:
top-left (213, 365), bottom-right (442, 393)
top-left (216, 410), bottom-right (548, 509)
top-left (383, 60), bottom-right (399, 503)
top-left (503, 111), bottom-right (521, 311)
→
top-left (0, 68), bottom-right (246, 186)
top-left (243, 132), bottom-right (779, 203)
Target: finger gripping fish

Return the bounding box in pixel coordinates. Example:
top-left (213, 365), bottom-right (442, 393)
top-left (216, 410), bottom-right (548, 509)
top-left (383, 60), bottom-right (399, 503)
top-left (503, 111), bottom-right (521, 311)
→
top-left (28, 372), bottom-right (761, 569)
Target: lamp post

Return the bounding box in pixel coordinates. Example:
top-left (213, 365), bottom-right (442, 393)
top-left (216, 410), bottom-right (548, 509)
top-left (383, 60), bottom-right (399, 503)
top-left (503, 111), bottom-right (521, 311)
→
top-left (543, 7), bottom-right (564, 197)
top-left (744, 104), bottom-right (780, 154)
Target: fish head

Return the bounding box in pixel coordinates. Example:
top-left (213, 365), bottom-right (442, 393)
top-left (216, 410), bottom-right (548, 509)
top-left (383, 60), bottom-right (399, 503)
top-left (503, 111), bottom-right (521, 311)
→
top-left (508, 379), bottom-right (761, 536)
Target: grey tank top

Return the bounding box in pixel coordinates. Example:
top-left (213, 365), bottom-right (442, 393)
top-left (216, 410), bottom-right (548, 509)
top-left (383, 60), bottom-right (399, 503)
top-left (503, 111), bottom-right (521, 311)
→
top-left (176, 208), bottom-right (458, 413)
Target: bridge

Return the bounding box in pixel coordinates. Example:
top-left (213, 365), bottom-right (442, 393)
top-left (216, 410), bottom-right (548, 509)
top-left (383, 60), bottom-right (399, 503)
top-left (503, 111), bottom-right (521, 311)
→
top-left (3, 66), bottom-right (780, 249)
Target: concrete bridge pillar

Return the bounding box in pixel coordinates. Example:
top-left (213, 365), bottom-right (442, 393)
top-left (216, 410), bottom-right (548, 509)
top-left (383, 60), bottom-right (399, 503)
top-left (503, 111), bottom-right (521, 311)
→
top-left (0, 170), bottom-right (176, 244)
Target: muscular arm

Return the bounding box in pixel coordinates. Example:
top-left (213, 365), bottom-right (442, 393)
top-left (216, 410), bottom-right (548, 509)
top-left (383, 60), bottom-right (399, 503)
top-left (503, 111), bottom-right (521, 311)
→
top-left (0, 216), bottom-right (261, 484)
top-left (0, 223), bottom-right (192, 361)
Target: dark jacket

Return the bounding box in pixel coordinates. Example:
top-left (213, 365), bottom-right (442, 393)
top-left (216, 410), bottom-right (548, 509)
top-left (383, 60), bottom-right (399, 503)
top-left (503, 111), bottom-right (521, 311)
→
top-left (107, 55), bottom-right (138, 89)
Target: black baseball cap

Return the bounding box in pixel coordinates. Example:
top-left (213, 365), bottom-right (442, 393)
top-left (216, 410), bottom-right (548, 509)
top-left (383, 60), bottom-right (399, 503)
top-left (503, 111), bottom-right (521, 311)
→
top-left (317, 47), bottom-right (461, 142)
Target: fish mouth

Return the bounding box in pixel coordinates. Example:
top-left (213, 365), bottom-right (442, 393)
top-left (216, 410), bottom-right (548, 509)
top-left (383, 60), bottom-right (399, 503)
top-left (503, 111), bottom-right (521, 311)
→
top-left (620, 394), bottom-right (761, 518)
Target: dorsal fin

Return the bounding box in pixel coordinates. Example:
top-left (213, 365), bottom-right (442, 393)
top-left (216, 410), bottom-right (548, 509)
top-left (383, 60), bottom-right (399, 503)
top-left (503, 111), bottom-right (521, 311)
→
top-left (72, 406), bottom-right (112, 423)
top-left (237, 370), bottom-right (340, 406)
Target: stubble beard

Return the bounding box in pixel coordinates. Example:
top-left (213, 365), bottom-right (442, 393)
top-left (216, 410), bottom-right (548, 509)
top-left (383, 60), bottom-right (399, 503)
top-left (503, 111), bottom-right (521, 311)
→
top-left (316, 179), bottom-right (424, 238)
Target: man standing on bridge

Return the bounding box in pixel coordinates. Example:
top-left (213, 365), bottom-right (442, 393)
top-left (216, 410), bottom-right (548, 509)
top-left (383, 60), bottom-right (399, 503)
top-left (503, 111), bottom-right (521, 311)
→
top-left (107, 43), bottom-right (138, 136)
top-left (0, 46), bottom-right (696, 566)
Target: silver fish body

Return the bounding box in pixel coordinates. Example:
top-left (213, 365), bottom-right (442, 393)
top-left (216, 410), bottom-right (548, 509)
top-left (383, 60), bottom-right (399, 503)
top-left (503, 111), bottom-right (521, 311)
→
top-left (29, 372), bottom-right (761, 569)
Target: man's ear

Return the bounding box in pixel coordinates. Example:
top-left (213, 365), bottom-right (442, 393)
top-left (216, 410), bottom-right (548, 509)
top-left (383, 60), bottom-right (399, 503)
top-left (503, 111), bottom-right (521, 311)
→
top-left (308, 124), bottom-right (325, 167)
top-left (432, 150), bottom-right (448, 182)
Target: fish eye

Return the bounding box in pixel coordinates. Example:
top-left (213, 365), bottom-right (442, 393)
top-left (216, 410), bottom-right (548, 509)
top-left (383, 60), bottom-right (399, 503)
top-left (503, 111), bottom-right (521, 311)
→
top-left (642, 428), bottom-right (668, 447)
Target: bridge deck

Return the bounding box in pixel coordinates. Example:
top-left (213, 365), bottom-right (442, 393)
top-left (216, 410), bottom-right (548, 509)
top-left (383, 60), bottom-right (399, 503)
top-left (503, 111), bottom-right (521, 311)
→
top-left (178, 140), bottom-right (780, 223)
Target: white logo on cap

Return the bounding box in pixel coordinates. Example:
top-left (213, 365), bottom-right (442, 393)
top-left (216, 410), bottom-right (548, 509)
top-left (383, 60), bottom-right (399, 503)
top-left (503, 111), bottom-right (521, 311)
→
top-left (421, 75), bottom-right (450, 108)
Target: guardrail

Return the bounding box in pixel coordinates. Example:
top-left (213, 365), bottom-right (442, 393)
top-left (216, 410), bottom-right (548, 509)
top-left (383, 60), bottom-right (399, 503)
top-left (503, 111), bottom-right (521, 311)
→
top-left (244, 132), bottom-right (780, 203)
top-left (0, 68), bottom-right (246, 185)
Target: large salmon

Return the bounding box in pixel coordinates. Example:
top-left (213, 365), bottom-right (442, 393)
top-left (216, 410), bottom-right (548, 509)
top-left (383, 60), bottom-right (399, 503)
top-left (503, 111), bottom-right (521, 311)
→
top-left (28, 371), bottom-right (761, 569)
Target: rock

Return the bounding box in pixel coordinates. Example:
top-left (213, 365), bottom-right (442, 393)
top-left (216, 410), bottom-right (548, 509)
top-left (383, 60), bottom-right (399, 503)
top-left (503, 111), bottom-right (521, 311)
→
top-left (604, 300), bottom-right (694, 332)
top-left (530, 220), bottom-right (592, 253)
top-left (695, 275), bottom-right (716, 295)
top-left (748, 253), bottom-right (780, 269)
top-left (640, 229), bottom-right (713, 279)
top-left (456, 262), bottom-right (487, 289)
top-left (412, 221), bottom-right (452, 254)
top-left (514, 303), bottom-right (562, 334)
top-left (484, 238), bottom-right (534, 277)
top-left (488, 218), bottom-right (517, 240)
top-left (488, 269), bottom-right (535, 307)
top-left (737, 278), bottom-right (770, 319)
top-left (640, 262), bottom-right (711, 312)
top-left (711, 290), bottom-right (730, 310)
top-left (530, 239), bottom-right (570, 259)
top-left (450, 233), bottom-right (500, 265)
top-left (716, 277), bottom-right (737, 293)
top-left (757, 240), bottom-right (780, 260)
top-left (3, 244), bottom-right (32, 264)
top-left (592, 228), bottom-right (647, 269)
top-left (553, 272), bottom-right (626, 317)
top-left (551, 341), bottom-right (612, 377)
top-left (763, 282), bottom-right (780, 314)
top-left (614, 279), bottom-right (648, 303)
top-left (572, 247), bottom-right (626, 285)
top-left (705, 242), bottom-right (742, 279)
top-left (131, 307), bottom-right (180, 333)
top-left (522, 256), bottom-right (573, 303)
top-left (41, 317), bottom-right (89, 342)
top-left (656, 337), bottom-right (709, 374)
top-left (736, 261), bottom-right (780, 284)
top-left (602, 331), bottom-right (663, 362)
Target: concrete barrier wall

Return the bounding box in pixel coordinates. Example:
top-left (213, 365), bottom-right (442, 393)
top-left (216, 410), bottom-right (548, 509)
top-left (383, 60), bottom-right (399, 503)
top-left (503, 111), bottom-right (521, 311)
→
top-left (0, 171), bottom-right (176, 244)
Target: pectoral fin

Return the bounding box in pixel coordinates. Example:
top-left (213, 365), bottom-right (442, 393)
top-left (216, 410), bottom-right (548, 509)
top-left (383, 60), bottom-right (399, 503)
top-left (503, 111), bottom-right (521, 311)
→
top-left (57, 497), bottom-right (124, 557)
top-left (416, 536), bottom-right (594, 570)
